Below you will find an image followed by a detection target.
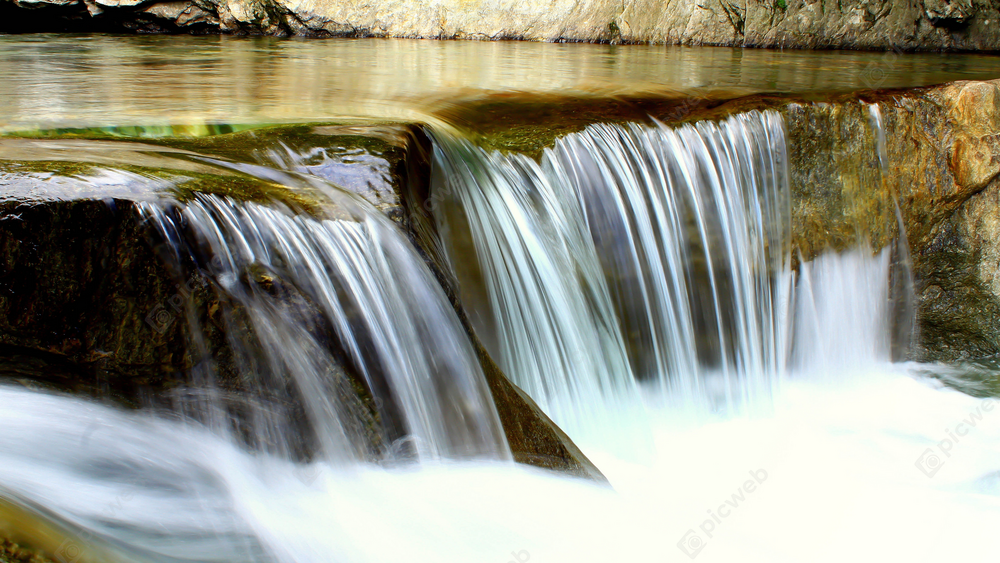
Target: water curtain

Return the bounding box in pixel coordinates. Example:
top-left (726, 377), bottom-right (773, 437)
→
top-left (140, 193), bottom-right (509, 464)
top-left (432, 111), bottom-right (792, 429)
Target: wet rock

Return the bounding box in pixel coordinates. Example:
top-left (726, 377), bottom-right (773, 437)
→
top-left (708, 80), bottom-right (1000, 361)
top-left (759, 80), bottom-right (1000, 361)
top-left (0, 197), bottom-right (187, 397)
top-left (944, 81), bottom-right (1000, 191)
top-left (0, 535), bottom-right (55, 563)
top-left (913, 190), bottom-right (1000, 361)
top-left (478, 344), bottom-right (607, 481)
top-left (0, 127), bottom-right (410, 399)
top-left (924, 0), bottom-right (974, 27)
top-left (141, 0), bottom-right (215, 26)
top-left (0, 124), bottom-right (605, 480)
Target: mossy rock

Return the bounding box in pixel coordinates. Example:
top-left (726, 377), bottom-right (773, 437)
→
top-left (0, 124), bottom-right (606, 480)
top-left (0, 537), bottom-right (52, 563)
top-left (1, 122), bottom-right (423, 223)
top-left (431, 91), bottom-right (737, 160)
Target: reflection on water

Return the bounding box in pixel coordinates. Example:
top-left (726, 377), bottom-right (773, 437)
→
top-left (2, 34), bottom-right (1000, 132)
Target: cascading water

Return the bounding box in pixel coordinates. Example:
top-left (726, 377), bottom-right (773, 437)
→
top-left (1, 107), bottom-right (998, 563)
top-left (139, 193), bottom-right (508, 463)
top-left (432, 110), bottom-right (791, 443)
top-left (0, 168), bottom-right (511, 561)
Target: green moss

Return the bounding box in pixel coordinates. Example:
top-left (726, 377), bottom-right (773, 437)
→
top-left (0, 159), bottom-right (326, 215)
top-left (606, 20), bottom-right (621, 43)
top-left (148, 123), bottom-right (405, 163)
top-left (149, 168), bottom-right (328, 214)
top-left (775, 0), bottom-right (787, 10)
top-left (435, 93), bottom-right (731, 159)
top-left (3, 123), bottom-right (267, 140)
top-left (0, 160), bottom-right (98, 178)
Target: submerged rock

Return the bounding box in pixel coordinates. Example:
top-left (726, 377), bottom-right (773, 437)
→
top-left (0, 536), bottom-right (55, 563)
top-left (2, 0), bottom-right (999, 50)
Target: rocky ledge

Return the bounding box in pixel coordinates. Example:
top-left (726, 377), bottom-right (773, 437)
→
top-left (0, 123), bottom-right (606, 480)
top-left (2, 0), bottom-right (1000, 51)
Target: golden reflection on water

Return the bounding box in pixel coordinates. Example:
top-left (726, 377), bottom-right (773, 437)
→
top-left (1, 34), bottom-right (999, 131)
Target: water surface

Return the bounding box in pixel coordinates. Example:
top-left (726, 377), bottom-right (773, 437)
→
top-left (2, 34), bottom-right (999, 132)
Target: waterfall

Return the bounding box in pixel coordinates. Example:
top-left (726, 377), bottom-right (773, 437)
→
top-left (790, 246), bottom-right (893, 375)
top-left (432, 110), bottom-right (792, 435)
top-left (2, 107), bottom-right (986, 563)
top-left (139, 193), bottom-right (509, 464)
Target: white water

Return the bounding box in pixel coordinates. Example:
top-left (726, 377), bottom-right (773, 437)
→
top-left (139, 192), bottom-right (508, 463)
top-left (2, 250), bottom-right (999, 562)
top-left (2, 111), bottom-right (999, 562)
top-left (432, 111), bottom-right (790, 446)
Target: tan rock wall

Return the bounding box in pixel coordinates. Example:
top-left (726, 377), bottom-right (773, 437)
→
top-left (4, 0), bottom-right (1000, 49)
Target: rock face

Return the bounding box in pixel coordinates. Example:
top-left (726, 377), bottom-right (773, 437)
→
top-left (3, 0), bottom-right (1000, 50)
top-left (909, 83), bottom-right (1000, 360)
top-left (0, 124), bottom-right (605, 480)
top-left (788, 81), bottom-right (1000, 360)
top-left (615, 0), bottom-right (999, 50)
top-left (724, 80), bottom-right (1000, 361)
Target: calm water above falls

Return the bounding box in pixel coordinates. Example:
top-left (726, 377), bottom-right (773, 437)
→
top-left (3, 35), bottom-right (1000, 131)
top-left (0, 37), bottom-right (999, 563)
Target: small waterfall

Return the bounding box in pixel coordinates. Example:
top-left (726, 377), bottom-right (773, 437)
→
top-left (432, 110), bottom-right (791, 433)
top-left (867, 100), bottom-right (918, 361)
top-left (139, 193), bottom-right (509, 464)
top-left (867, 102), bottom-right (888, 174)
top-left (791, 246), bottom-right (893, 375)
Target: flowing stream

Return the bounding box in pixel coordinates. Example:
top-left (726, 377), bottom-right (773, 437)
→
top-left (1, 93), bottom-right (999, 562)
